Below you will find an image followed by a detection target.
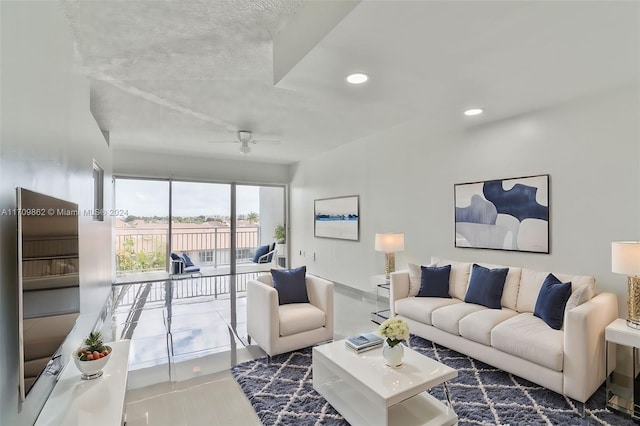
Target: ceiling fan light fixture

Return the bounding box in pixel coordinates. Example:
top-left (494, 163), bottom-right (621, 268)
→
top-left (239, 143), bottom-right (251, 155)
top-left (238, 130), bottom-right (252, 143)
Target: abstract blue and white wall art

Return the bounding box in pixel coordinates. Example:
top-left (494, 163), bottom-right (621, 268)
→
top-left (455, 175), bottom-right (549, 253)
top-left (314, 195), bottom-right (359, 241)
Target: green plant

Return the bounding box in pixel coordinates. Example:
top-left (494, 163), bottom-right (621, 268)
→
top-left (84, 332), bottom-right (106, 352)
top-left (116, 236), bottom-right (166, 272)
top-left (247, 211), bottom-right (259, 224)
top-left (274, 225), bottom-right (286, 244)
top-left (76, 331), bottom-right (111, 361)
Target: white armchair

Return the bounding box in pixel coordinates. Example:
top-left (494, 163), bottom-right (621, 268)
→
top-left (247, 273), bottom-right (334, 356)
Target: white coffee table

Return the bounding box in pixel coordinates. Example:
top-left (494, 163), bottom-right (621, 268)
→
top-left (312, 340), bottom-right (457, 426)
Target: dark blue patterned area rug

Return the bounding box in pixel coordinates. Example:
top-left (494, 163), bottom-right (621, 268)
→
top-left (231, 335), bottom-right (636, 425)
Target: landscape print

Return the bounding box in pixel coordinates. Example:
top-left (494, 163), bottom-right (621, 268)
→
top-left (314, 195), bottom-right (359, 241)
top-left (455, 175), bottom-right (549, 253)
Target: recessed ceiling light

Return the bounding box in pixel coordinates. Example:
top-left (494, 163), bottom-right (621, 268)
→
top-left (464, 108), bottom-right (484, 116)
top-left (346, 73), bottom-right (369, 84)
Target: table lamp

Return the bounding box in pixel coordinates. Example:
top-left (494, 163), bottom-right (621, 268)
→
top-left (612, 241), bottom-right (640, 329)
top-left (375, 233), bottom-right (405, 279)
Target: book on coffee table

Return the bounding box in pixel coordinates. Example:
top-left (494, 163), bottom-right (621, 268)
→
top-left (345, 333), bottom-right (384, 353)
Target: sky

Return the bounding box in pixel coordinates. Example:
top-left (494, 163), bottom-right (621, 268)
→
top-left (115, 179), bottom-right (261, 217)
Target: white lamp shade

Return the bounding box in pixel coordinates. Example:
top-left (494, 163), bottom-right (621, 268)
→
top-left (612, 241), bottom-right (640, 276)
top-left (375, 233), bottom-right (405, 252)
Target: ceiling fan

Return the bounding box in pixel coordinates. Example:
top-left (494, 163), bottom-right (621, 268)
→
top-left (209, 130), bottom-right (280, 154)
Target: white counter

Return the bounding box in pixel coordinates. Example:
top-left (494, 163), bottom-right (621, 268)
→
top-left (35, 340), bottom-right (131, 426)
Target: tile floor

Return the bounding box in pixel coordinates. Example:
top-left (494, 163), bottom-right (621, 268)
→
top-left (106, 275), bottom-right (378, 426)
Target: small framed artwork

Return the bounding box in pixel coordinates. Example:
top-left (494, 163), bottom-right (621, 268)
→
top-left (314, 195), bottom-right (359, 241)
top-left (454, 174), bottom-right (549, 253)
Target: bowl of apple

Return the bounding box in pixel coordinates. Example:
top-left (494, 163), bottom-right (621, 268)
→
top-left (73, 332), bottom-right (112, 380)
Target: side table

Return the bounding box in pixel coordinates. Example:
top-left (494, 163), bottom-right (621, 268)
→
top-left (605, 318), bottom-right (640, 419)
top-left (370, 275), bottom-right (390, 324)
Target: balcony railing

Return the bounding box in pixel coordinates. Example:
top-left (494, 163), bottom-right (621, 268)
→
top-left (115, 226), bottom-right (262, 274)
top-left (113, 274), bottom-right (256, 309)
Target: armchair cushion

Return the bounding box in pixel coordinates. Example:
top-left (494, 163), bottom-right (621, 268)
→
top-left (253, 245), bottom-right (270, 263)
top-left (279, 304), bottom-right (326, 337)
top-left (272, 266), bottom-right (309, 305)
top-left (181, 252), bottom-right (195, 267)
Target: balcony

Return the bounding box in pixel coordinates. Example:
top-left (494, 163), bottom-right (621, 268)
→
top-left (115, 225), bottom-right (276, 283)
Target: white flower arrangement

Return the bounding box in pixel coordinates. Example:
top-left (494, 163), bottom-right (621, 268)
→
top-left (378, 317), bottom-right (409, 347)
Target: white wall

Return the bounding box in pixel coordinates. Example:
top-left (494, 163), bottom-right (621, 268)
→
top-left (0, 2), bottom-right (113, 424)
top-left (258, 186), bottom-right (286, 246)
top-left (290, 86), bottom-right (640, 311)
top-left (114, 148), bottom-right (290, 184)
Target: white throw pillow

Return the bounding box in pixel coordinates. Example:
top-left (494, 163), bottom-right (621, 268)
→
top-left (408, 262), bottom-right (436, 297)
top-left (564, 284), bottom-right (594, 313)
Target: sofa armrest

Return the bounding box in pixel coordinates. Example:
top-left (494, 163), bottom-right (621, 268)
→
top-left (247, 279), bottom-right (279, 355)
top-left (563, 292), bottom-right (618, 402)
top-left (390, 271), bottom-right (410, 317)
top-left (306, 275), bottom-right (334, 337)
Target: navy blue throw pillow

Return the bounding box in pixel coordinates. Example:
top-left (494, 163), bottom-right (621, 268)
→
top-left (534, 274), bottom-right (572, 330)
top-left (253, 245), bottom-right (269, 263)
top-left (181, 252), bottom-right (195, 267)
top-left (272, 266), bottom-right (308, 305)
top-left (170, 253), bottom-right (182, 261)
top-left (417, 265), bottom-right (452, 298)
top-left (464, 264), bottom-right (509, 309)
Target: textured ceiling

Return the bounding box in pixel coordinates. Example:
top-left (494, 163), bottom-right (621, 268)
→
top-left (63, 1), bottom-right (639, 165)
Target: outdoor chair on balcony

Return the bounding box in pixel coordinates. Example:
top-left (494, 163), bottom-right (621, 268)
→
top-left (170, 252), bottom-right (201, 277)
top-left (252, 243), bottom-right (277, 265)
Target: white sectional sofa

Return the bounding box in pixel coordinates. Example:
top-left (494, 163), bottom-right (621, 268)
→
top-left (389, 259), bottom-right (618, 403)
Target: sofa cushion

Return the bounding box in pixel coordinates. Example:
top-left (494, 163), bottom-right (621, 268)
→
top-left (431, 302), bottom-right (486, 335)
top-left (395, 297), bottom-right (461, 325)
top-left (472, 263), bottom-right (522, 311)
top-left (272, 266), bottom-right (308, 305)
top-left (459, 308), bottom-right (518, 346)
top-left (564, 283), bottom-right (594, 315)
top-left (408, 262), bottom-right (436, 297)
top-left (436, 259), bottom-right (471, 300)
top-left (278, 303), bottom-right (325, 337)
top-left (491, 313), bottom-right (564, 371)
top-left (534, 274), bottom-right (572, 330)
top-left (517, 268), bottom-right (596, 313)
top-left (418, 265), bottom-right (451, 298)
top-left (465, 264), bottom-right (509, 309)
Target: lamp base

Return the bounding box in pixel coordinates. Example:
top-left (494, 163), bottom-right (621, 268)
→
top-left (384, 253), bottom-right (395, 280)
top-left (627, 276), bottom-right (640, 329)
top-left (626, 319), bottom-right (640, 330)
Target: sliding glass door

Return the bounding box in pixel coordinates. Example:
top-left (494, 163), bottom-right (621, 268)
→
top-left (235, 185), bottom-right (286, 272)
top-left (115, 178), bottom-right (170, 278)
top-left (171, 181), bottom-right (231, 272)
top-left (114, 178), bottom-right (286, 279)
